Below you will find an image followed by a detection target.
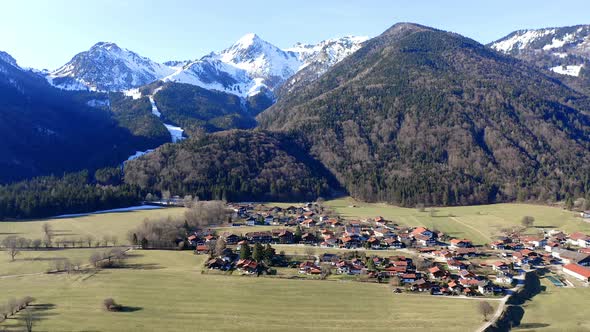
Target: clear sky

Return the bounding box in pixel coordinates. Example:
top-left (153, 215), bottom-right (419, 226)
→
top-left (1, 0), bottom-right (588, 69)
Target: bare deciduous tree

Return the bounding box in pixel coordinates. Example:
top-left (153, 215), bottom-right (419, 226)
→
top-left (184, 200), bottom-right (230, 228)
top-left (24, 308), bottom-right (34, 332)
top-left (85, 235), bottom-right (94, 248)
top-left (215, 237), bottom-right (227, 257)
top-left (521, 216), bottom-right (535, 228)
top-left (89, 252), bottom-right (102, 268)
top-left (478, 301), bottom-right (494, 321)
top-left (42, 224), bottom-right (53, 246)
top-left (2, 236), bottom-right (20, 262)
top-left (304, 247), bottom-right (316, 259)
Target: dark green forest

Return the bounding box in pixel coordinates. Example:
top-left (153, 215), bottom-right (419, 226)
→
top-left (0, 170), bottom-right (143, 220)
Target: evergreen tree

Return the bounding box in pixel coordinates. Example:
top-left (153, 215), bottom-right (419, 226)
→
top-left (294, 225), bottom-right (302, 242)
top-left (239, 243), bottom-right (251, 260)
top-left (263, 244), bottom-right (275, 262)
top-left (252, 243), bottom-right (264, 262)
top-left (366, 258), bottom-right (376, 271)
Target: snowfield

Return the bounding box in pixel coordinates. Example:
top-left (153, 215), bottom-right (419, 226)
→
top-left (550, 64), bottom-right (584, 76)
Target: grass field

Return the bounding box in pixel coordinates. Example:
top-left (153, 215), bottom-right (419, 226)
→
top-left (1, 198), bottom-right (587, 247)
top-left (516, 277), bottom-right (590, 331)
top-left (325, 198), bottom-right (589, 244)
top-left (0, 250), bottom-right (489, 332)
top-left (1, 198), bottom-right (587, 331)
top-left (0, 248), bottom-right (108, 276)
top-left (0, 207), bottom-right (186, 245)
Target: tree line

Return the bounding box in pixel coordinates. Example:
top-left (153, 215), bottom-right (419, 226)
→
top-left (0, 170), bottom-right (144, 220)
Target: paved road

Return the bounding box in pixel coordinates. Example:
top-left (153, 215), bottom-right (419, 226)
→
top-left (475, 272), bottom-right (525, 332)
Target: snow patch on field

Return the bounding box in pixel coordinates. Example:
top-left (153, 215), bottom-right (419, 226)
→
top-left (53, 205), bottom-right (163, 218)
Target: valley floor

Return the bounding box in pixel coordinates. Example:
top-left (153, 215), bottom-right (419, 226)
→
top-left (1, 198), bottom-right (589, 331)
top-left (0, 250), bottom-right (488, 332)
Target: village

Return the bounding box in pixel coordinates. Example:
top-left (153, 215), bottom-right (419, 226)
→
top-left (185, 202), bottom-right (590, 298)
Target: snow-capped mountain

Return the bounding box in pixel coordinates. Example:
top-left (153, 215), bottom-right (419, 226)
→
top-left (0, 51), bottom-right (19, 69)
top-left (46, 34), bottom-right (367, 97)
top-left (47, 42), bottom-right (175, 91)
top-left (163, 34), bottom-right (367, 97)
top-left (490, 25), bottom-right (590, 77)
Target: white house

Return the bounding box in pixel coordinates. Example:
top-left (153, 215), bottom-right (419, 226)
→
top-left (563, 263), bottom-right (590, 282)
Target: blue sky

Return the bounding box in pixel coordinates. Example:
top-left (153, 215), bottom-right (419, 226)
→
top-left (1, 0), bottom-right (588, 69)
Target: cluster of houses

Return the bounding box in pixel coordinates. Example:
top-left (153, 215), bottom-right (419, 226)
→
top-left (191, 203), bottom-right (590, 295)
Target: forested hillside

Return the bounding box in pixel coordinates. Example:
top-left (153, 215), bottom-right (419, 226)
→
top-left (152, 83), bottom-right (257, 136)
top-left (124, 130), bottom-right (338, 202)
top-left (259, 23), bottom-right (590, 206)
top-left (0, 62), bottom-right (149, 183)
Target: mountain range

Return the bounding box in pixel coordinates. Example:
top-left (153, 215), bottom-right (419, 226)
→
top-left (45, 34), bottom-right (368, 98)
top-left (2, 22), bottom-right (590, 211)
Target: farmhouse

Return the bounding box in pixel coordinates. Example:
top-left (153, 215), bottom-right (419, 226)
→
top-left (449, 239), bottom-right (473, 248)
top-left (551, 248), bottom-right (590, 266)
top-left (568, 232), bottom-right (590, 248)
top-left (563, 263), bottom-right (590, 282)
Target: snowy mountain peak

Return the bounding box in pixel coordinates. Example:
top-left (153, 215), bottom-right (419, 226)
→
top-left (91, 41), bottom-right (122, 52)
top-left (491, 25), bottom-right (590, 55)
top-left (48, 33), bottom-right (368, 96)
top-left (490, 25), bottom-right (590, 77)
top-left (0, 51), bottom-right (19, 68)
top-left (234, 33), bottom-right (261, 48)
top-left (163, 34), bottom-right (367, 97)
top-left (47, 42), bottom-right (174, 91)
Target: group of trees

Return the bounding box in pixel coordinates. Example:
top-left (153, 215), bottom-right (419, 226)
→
top-left (238, 242), bottom-right (276, 264)
top-left (1, 224), bottom-right (122, 263)
top-left (89, 248), bottom-right (128, 268)
top-left (0, 171), bottom-right (144, 220)
top-left (0, 296), bottom-right (35, 329)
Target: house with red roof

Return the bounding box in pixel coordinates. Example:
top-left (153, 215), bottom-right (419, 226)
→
top-left (563, 263), bottom-right (590, 282)
top-left (568, 232), bottom-right (590, 248)
top-left (449, 239), bottom-right (473, 249)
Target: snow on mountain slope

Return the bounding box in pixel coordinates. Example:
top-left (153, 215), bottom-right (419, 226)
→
top-left (47, 42), bottom-right (174, 91)
top-left (0, 51), bottom-right (19, 69)
top-left (550, 64), bottom-right (584, 76)
top-left (490, 25), bottom-right (590, 77)
top-left (163, 34), bottom-right (367, 97)
top-left (287, 35), bottom-right (368, 73)
top-left (47, 34), bottom-right (367, 97)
